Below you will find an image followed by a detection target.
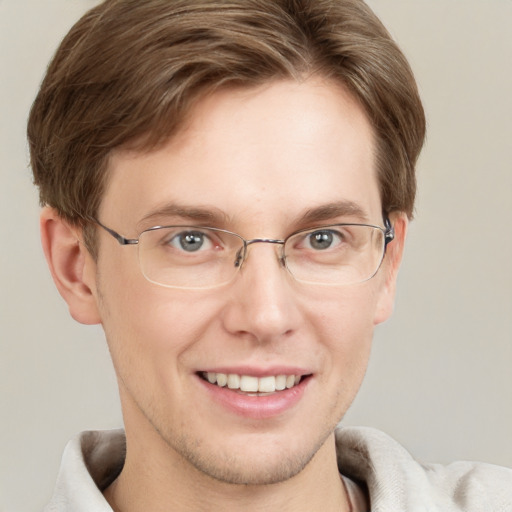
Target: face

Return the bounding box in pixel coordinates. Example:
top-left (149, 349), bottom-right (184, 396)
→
top-left (82, 78), bottom-right (404, 485)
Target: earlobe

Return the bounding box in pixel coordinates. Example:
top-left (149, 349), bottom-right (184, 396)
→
top-left (373, 212), bottom-right (408, 325)
top-left (40, 207), bottom-right (101, 325)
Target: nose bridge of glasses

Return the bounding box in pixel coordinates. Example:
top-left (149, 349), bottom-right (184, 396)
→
top-left (235, 238), bottom-right (286, 268)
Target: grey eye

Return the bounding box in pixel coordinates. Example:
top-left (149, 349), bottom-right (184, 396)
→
top-left (308, 230), bottom-right (336, 250)
top-left (173, 231), bottom-right (209, 252)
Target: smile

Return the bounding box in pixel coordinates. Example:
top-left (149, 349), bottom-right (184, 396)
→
top-left (200, 372), bottom-right (303, 394)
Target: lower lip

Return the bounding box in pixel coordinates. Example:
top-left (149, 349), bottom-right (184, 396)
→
top-left (196, 375), bottom-right (310, 419)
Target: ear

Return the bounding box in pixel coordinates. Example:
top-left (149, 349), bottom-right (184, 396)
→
top-left (40, 207), bottom-right (101, 325)
top-left (373, 212), bottom-right (408, 325)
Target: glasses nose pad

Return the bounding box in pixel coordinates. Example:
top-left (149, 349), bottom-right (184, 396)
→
top-left (234, 247), bottom-right (244, 268)
top-left (233, 241), bottom-right (286, 269)
top-left (278, 251), bottom-right (287, 268)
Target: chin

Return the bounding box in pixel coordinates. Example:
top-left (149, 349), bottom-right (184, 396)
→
top-left (185, 446), bottom-right (315, 486)
top-left (164, 424), bottom-right (335, 486)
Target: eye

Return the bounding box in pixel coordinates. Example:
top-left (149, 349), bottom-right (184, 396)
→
top-left (168, 230), bottom-right (214, 252)
top-left (304, 229), bottom-right (343, 250)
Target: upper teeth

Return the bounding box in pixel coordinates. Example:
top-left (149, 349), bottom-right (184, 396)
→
top-left (205, 372), bottom-right (301, 393)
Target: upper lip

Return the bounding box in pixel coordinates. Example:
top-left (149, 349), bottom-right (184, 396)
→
top-left (196, 366), bottom-right (312, 377)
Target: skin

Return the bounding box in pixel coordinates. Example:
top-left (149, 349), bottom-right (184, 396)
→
top-left (41, 77), bottom-right (407, 512)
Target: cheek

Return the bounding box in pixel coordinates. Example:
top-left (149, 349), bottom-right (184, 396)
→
top-left (293, 287), bottom-right (377, 426)
top-left (307, 284), bottom-right (379, 380)
top-left (95, 250), bottom-right (222, 382)
top-left (102, 287), bottom-right (219, 361)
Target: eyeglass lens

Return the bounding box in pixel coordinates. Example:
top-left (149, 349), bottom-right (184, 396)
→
top-left (136, 225), bottom-right (387, 289)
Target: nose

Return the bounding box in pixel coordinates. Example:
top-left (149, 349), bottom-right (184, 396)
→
top-left (221, 242), bottom-right (302, 344)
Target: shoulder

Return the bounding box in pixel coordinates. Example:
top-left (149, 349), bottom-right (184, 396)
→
top-left (44, 429), bottom-right (125, 512)
top-left (335, 426), bottom-right (512, 512)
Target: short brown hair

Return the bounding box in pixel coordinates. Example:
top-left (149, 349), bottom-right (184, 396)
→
top-left (28, 0), bottom-right (425, 250)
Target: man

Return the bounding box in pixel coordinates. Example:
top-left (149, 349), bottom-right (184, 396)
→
top-left (27, 0), bottom-right (511, 510)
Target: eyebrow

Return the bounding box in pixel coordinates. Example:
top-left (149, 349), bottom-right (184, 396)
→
top-left (137, 203), bottom-right (230, 230)
top-left (296, 201), bottom-right (370, 225)
top-left (137, 199), bottom-right (369, 232)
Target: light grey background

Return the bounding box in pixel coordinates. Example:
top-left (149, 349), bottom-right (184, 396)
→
top-left (1, 1), bottom-right (511, 511)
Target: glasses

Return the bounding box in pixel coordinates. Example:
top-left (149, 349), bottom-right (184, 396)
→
top-left (92, 219), bottom-right (394, 289)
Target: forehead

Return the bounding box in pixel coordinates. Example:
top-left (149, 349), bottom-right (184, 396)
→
top-left (102, 78), bottom-right (381, 233)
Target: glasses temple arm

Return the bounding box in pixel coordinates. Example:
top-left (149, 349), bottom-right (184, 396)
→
top-left (384, 217), bottom-right (395, 247)
top-left (89, 218), bottom-right (139, 245)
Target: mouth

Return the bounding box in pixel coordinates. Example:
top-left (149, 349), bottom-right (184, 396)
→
top-left (199, 371), bottom-right (308, 396)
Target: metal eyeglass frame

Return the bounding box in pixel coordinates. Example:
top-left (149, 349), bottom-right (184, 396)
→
top-left (89, 217), bottom-right (395, 286)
